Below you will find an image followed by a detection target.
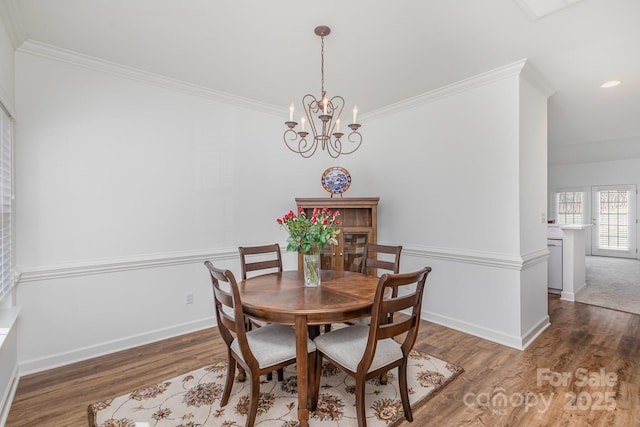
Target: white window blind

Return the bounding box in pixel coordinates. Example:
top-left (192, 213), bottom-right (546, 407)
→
top-left (556, 191), bottom-right (583, 225)
top-left (0, 104), bottom-right (13, 303)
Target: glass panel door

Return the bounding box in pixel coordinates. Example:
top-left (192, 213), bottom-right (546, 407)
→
top-left (342, 230), bottom-right (370, 272)
top-left (591, 185), bottom-right (637, 258)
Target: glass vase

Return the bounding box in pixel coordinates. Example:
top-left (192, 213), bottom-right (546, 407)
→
top-left (303, 252), bottom-right (321, 287)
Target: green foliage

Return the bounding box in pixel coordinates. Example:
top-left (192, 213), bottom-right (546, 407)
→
top-left (277, 206), bottom-right (341, 254)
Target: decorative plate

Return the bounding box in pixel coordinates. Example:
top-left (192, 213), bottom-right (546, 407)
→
top-left (321, 166), bottom-right (352, 195)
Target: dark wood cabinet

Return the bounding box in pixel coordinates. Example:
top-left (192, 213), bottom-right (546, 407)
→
top-left (295, 197), bottom-right (379, 273)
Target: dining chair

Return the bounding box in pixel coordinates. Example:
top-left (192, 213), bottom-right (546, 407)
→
top-left (238, 243), bottom-right (285, 381)
top-left (312, 267), bottom-right (432, 427)
top-left (350, 243), bottom-right (402, 326)
top-left (361, 243), bottom-right (402, 276)
top-left (204, 261), bottom-right (316, 427)
top-left (239, 243), bottom-right (283, 280)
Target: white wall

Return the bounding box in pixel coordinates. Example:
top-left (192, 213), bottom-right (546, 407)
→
top-left (14, 48), bottom-right (551, 375)
top-left (14, 47), bottom-right (358, 372)
top-left (518, 74), bottom-right (550, 338)
top-left (360, 61), bottom-right (550, 349)
top-left (549, 158), bottom-right (640, 257)
top-left (0, 9), bottom-right (13, 113)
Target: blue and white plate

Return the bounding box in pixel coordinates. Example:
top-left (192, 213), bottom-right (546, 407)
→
top-left (321, 167), bottom-right (352, 194)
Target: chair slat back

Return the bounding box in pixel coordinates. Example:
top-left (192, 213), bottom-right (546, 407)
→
top-left (361, 243), bottom-right (402, 276)
top-left (239, 244), bottom-right (283, 280)
top-left (204, 261), bottom-right (257, 366)
top-left (360, 267), bottom-right (431, 373)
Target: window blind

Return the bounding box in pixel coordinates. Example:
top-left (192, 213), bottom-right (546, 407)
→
top-left (0, 104), bottom-right (13, 303)
top-left (556, 191), bottom-right (583, 225)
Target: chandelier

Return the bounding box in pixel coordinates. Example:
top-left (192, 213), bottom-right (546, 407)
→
top-left (284, 26), bottom-right (362, 158)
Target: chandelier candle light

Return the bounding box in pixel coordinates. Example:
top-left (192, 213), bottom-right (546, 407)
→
top-left (284, 25), bottom-right (362, 158)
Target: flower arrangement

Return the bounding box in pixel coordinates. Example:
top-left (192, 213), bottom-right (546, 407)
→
top-left (277, 206), bottom-right (341, 254)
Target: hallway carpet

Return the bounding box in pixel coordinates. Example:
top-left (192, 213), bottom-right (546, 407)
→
top-left (576, 255), bottom-right (640, 315)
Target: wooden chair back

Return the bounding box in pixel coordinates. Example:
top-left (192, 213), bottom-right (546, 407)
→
top-left (204, 261), bottom-right (258, 368)
top-left (361, 243), bottom-right (402, 276)
top-left (239, 243), bottom-right (283, 280)
top-left (359, 267), bottom-right (431, 375)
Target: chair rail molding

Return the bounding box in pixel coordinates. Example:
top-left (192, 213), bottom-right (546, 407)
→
top-left (398, 243), bottom-right (548, 270)
top-left (17, 247), bottom-right (240, 283)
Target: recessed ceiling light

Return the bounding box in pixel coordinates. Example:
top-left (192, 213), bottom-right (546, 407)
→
top-left (601, 80), bottom-right (621, 88)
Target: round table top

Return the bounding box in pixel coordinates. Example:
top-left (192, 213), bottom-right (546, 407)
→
top-left (239, 270), bottom-right (379, 325)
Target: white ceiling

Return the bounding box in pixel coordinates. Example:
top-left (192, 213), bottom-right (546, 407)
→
top-left (2, 0), bottom-right (639, 164)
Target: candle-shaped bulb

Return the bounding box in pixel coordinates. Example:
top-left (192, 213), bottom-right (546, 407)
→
top-left (289, 103), bottom-right (294, 122)
top-left (353, 106), bottom-right (358, 124)
top-left (301, 116), bottom-right (305, 132)
top-left (336, 118), bottom-right (340, 133)
top-left (323, 97), bottom-right (328, 115)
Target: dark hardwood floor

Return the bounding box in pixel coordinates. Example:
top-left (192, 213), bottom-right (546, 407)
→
top-left (6, 295), bottom-right (640, 426)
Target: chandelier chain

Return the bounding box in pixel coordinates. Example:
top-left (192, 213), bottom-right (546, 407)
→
top-left (320, 35), bottom-right (325, 96)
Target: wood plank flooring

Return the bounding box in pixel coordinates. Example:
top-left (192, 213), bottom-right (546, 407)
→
top-left (6, 295), bottom-right (640, 426)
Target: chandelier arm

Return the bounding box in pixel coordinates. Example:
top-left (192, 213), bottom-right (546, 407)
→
top-left (341, 129), bottom-right (363, 155)
top-left (326, 137), bottom-right (343, 158)
top-left (283, 129), bottom-right (318, 157)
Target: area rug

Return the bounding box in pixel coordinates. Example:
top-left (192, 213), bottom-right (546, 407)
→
top-left (88, 349), bottom-right (462, 427)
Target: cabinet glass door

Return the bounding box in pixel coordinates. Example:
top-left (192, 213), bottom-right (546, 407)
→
top-left (319, 245), bottom-right (335, 270)
top-left (342, 230), bottom-right (370, 272)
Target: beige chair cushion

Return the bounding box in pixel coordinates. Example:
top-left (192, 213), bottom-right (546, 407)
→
top-left (313, 325), bottom-right (403, 373)
top-left (231, 324), bottom-right (316, 368)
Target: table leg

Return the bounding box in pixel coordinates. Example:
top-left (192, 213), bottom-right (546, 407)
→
top-left (295, 315), bottom-right (310, 427)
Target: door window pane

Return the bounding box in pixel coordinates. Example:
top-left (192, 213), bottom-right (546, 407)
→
top-left (598, 190), bottom-right (629, 250)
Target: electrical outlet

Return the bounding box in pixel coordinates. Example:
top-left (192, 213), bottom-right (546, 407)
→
top-left (185, 292), bottom-right (194, 305)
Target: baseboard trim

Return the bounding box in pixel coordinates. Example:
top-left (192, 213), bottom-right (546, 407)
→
top-left (0, 364), bottom-right (19, 427)
top-left (421, 309), bottom-right (545, 350)
top-left (520, 315), bottom-right (551, 350)
top-left (18, 316), bottom-right (216, 376)
top-left (561, 281), bottom-right (587, 302)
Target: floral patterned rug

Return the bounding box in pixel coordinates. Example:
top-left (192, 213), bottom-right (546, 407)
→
top-left (88, 349), bottom-right (462, 427)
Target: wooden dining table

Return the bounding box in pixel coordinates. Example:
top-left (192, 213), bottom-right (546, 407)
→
top-left (239, 269), bottom-right (380, 427)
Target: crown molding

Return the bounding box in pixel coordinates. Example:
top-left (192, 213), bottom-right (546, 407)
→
top-left (521, 61), bottom-right (556, 97)
top-left (17, 40), bottom-right (284, 116)
top-left (363, 59), bottom-right (556, 122)
top-left (364, 59), bottom-right (530, 122)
